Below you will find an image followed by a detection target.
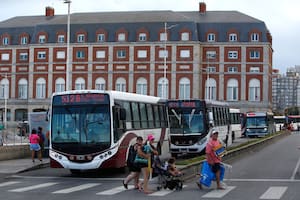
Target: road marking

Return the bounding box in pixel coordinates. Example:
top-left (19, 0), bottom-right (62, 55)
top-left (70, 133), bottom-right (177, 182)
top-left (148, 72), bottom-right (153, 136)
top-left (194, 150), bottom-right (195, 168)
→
top-left (291, 156), bottom-right (300, 180)
top-left (0, 181), bottom-right (20, 187)
top-left (96, 185), bottom-right (130, 195)
top-left (149, 185), bottom-right (187, 196)
top-left (9, 182), bottom-right (58, 192)
top-left (259, 186), bottom-right (287, 199)
top-left (52, 183), bottom-right (100, 194)
top-left (225, 178), bottom-right (300, 182)
top-left (202, 186), bottom-right (236, 198)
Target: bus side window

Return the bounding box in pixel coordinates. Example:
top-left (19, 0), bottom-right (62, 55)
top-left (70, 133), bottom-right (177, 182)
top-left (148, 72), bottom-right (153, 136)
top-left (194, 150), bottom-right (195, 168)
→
top-left (113, 106), bottom-right (126, 142)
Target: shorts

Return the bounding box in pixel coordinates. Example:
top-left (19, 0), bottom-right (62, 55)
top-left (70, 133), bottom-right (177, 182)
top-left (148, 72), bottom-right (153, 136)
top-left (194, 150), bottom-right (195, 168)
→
top-left (135, 162), bottom-right (148, 169)
top-left (210, 163), bottom-right (221, 173)
top-left (30, 143), bottom-right (41, 151)
top-left (129, 164), bottom-right (141, 172)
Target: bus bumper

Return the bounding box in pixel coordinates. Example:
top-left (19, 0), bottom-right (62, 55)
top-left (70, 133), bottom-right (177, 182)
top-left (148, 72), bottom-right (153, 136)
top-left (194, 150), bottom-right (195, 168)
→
top-left (170, 136), bottom-right (208, 154)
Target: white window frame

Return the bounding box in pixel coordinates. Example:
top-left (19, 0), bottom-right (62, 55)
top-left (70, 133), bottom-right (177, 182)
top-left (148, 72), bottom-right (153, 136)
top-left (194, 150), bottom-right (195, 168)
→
top-left (251, 33), bottom-right (259, 42)
top-left (36, 78), bottom-right (46, 99)
top-left (56, 51), bottom-right (65, 59)
top-left (249, 79), bottom-right (260, 101)
top-left (39, 35), bottom-right (46, 43)
top-left (228, 66), bottom-right (238, 73)
top-left (21, 36), bottom-right (28, 45)
top-left (118, 33), bottom-right (126, 41)
top-left (207, 33), bottom-right (215, 42)
top-left (205, 78), bottom-right (216, 100)
top-left (96, 50), bottom-right (106, 59)
top-left (18, 78), bottom-right (28, 99)
top-left (227, 79), bottom-right (238, 101)
top-left (2, 37), bottom-right (9, 45)
top-left (117, 50), bottom-right (126, 58)
top-left (37, 51), bottom-right (46, 59)
top-left (179, 77), bottom-right (190, 99)
top-left (136, 78), bottom-right (147, 95)
top-left (228, 51), bottom-right (238, 59)
top-left (58, 35), bottom-right (65, 43)
top-left (75, 77), bottom-right (85, 90)
top-left (1, 53), bottom-right (9, 61)
top-left (137, 50), bottom-right (147, 58)
top-left (138, 33), bottom-right (147, 41)
top-left (157, 78), bottom-right (168, 98)
top-left (76, 50), bottom-right (85, 59)
top-left (229, 33), bottom-right (237, 42)
top-left (55, 78), bottom-right (65, 92)
top-left (250, 67), bottom-right (260, 73)
top-left (0, 78), bottom-right (9, 99)
top-left (77, 34), bottom-right (85, 43)
top-left (250, 51), bottom-right (260, 59)
top-left (159, 50), bottom-right (168, 58)
top-left (180, 50), bottom-right (190, 58)
top-left (97, 34), bottom-right (105, 42)
top-left (181, 32), bottom-right (189, 41)
top-left (206, 51), bottom-right (216, 59)
top-left (19, 52), bottom-right (28, 61)
top-left (116, 77), bottom-right (126, 92)
top-left (160, 32), bottom-right (167, 41)
top-left (95, 77), bottom-right (106, 90)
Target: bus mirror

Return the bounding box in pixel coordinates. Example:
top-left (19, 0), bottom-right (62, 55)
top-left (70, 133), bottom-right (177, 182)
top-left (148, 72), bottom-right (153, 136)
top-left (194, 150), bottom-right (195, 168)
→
top-left (208, 111), bottom-right (214, 127)
top-left (120, 108), bottom-right (126, 120)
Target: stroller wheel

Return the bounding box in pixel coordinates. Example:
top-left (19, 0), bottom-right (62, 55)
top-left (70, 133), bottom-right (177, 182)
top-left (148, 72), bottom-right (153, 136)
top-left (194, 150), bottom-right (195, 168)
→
top-left (157, 186), bottom-right (161, 191)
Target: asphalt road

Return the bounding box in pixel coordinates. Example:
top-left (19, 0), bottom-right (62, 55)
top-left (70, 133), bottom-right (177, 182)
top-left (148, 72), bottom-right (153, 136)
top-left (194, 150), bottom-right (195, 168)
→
top-left (0, 133), bottom-right (300, 200)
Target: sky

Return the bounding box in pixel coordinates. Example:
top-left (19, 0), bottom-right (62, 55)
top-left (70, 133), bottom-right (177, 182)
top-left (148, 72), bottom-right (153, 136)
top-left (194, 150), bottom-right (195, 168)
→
top-left (0, 0), bottom-right (300, 74)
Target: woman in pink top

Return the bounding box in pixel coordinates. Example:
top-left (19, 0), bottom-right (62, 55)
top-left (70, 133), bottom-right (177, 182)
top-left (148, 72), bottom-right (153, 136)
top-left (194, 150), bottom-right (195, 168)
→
top-left (205, 130), bottom-right (224, 189)
top-left (29, 129), bottom-right (42, 163)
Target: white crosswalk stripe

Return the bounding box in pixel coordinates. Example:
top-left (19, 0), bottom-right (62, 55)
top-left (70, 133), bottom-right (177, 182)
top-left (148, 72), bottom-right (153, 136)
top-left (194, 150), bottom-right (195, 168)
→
top-left (96, 185), bottom-right (128, 195)
top-left (0, 181), bottom-right (20, 187)
top-left (201, 186), bottom-right (236, 198)
top-left (52, 183), bottom-right (101, 194)
top-left (149, 185), bottom-right (187, 196)
top-left (259, 187), bottom-right (288, 199)
top-left (8, 182), bottom-right (58, 192)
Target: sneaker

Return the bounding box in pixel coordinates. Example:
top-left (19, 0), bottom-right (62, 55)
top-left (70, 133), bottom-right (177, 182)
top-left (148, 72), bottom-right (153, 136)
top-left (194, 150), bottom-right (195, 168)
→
top-left (122, 180), bottom-right (128, 189)
top-left (196, 182), bottom-right (202, 190)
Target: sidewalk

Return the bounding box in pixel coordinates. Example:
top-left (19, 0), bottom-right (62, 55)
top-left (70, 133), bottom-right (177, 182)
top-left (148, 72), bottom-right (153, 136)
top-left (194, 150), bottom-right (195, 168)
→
top-left (0, 158), bottom-right (49, 174)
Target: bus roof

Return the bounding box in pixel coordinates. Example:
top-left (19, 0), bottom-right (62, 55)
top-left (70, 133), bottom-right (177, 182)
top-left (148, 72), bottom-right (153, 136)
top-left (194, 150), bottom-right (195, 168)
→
top-left (52, 90), bottom-right (164, 104)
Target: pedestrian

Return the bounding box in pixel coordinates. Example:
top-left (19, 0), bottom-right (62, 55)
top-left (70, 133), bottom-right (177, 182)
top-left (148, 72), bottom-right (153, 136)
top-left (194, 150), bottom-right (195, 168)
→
top-left (134, 134), bottom-right (158, 194)
top-left (123, 136), bottom-right (143, 190)
top-left (198, 130), bottom-right (225, 190)
top-left (167, 157), bottom-right (183, 176)
top-left (37, 127), bottom-right (45, 156)
top-left (29, 128), bottom-right (42, 163)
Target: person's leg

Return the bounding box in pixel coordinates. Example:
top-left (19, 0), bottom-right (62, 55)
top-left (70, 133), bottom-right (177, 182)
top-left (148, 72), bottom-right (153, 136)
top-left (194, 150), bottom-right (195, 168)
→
top-left (31, 150), bottom-right (35, 162)
top-left (134, 172), bottom-right (140, 188)
top-left (142, 167), bottom-right (150, 193)
top-left (38, 150), bottom-right (42, 161)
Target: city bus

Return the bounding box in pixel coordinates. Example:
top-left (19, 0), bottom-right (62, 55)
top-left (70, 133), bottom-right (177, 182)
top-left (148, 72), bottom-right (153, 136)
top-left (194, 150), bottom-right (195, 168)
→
top-left (49, 90), bottom-right (169, 173)
top-left (166, 99), bottom-right (230, 157)
top-left (274, 115), bottom-right (286, 131)
top-left (229, 108), bottom-right (242, 141)
top-left (287, 115), bottom-right (300, 131)
top-left (244, 112), bottom-right (276, 137)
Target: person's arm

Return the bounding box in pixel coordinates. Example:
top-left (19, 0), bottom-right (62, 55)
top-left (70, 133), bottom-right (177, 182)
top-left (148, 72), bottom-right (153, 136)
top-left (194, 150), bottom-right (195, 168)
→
top-left (137, 145), bottom-right (150, 159)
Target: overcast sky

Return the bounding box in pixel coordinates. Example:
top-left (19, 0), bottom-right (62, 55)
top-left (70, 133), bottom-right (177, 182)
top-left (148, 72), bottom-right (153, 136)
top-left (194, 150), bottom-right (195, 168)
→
top-left (1, 0), bottom-right (299, 73)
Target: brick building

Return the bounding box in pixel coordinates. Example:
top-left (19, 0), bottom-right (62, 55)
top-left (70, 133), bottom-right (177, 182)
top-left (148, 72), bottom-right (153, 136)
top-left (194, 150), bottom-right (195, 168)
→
top-left (0, 2), bottom-right (273, 123)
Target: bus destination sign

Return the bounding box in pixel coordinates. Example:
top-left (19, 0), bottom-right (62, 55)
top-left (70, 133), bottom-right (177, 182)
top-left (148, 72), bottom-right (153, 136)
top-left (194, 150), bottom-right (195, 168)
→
top-left (53, 93), bottom-right (108, 105)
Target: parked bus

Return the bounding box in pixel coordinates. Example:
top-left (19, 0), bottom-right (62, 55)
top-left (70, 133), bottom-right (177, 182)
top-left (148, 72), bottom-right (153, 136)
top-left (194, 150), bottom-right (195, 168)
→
top-left (274, 115), bottom-right (286, 131)
top-left (166, 99), bottom-right (230, 157)
top-left (244, 112), bottom-right (276, 137)
top-left (229, 108), bottom-right (242, 140)
top-left (49, 90), bottom-right (169, 173)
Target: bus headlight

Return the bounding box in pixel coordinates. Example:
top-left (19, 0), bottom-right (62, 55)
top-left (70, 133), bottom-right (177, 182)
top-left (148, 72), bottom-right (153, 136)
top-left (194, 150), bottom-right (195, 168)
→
top-left (198, 137), bottom-right (207, 145)
top-left (264, 128), bottom-right (267, 131)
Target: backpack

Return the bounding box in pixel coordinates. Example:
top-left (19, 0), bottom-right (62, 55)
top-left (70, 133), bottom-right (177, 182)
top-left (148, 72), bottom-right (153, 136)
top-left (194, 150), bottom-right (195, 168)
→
top-left (127, 145), bottom-right (137, 167)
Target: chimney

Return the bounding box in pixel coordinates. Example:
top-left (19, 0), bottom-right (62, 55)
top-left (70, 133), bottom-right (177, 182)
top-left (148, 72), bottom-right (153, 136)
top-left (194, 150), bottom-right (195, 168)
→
top-left (199, 2), bottom-right (206, 14)
top-left (45, 6), bottom-right (55, 17)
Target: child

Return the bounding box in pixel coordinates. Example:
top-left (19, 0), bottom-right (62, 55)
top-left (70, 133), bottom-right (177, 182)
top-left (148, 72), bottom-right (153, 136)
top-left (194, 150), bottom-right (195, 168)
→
top-left (167, 157), bottom-right (182, 176)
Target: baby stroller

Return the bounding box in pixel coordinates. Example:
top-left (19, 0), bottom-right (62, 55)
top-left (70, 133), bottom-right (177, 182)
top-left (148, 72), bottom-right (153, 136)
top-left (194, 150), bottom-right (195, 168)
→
top-left (153, 156), bottom-right (183, 191)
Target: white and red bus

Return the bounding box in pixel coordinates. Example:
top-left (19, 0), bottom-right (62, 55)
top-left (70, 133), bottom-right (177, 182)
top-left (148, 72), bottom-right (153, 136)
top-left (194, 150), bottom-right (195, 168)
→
top-left (49, 90), bottom-right (169, 173)
top-left (229, 108), bottom-right (242, 140)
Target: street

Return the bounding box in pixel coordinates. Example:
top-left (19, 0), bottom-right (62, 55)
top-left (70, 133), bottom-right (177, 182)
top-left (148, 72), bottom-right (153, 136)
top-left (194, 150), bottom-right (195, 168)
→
top-left (0, 133), bottom-right (300, 199)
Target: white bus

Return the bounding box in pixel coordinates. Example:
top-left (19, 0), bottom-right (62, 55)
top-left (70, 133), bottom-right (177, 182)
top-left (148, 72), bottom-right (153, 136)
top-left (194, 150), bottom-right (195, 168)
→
top-left (229, 108), bottom-right (242, 140)
top-left (244, 112), bottom-right (276, 137)
top-left (274, 115), bottom-right (286, 131)
top-left (49, 90), bottom-right (169, 173)
top-left (166, 99), bottom-right (230, 157)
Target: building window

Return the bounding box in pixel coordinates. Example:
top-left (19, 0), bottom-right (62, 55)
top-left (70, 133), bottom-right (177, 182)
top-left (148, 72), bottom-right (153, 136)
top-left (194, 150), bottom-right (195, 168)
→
top-left (2, 37), bottom-right (9, 45)
top-left (179, 77), bottom-right (190, 99)
top-left (207, 66), bottom-right (216, 73)
top-left (207, 33), bottom-right (215, 42)
top-left (0, 78), bottom-right (9, 99)
top-left (56, 51), bottom-right (65, 59)
top-left (20, 36), bottom-right (28, 45)
top-left (206, 51), bottom-right (216, 59)
top-left (250, 67), bottom-right (260, 73)
top-left (227, 79), bottom-right (238, 101)
top-left (181, 32), bottom-right (189, 41)
top-left (180, 50), bottom-right (190, 58)
top-left (58, 35), bottom-right (65, 43)
top-left (96, 50), bottom-right (106, 59)
top-left (77, 34), bottom-right (85, 43)
top-left (228, 66), bottom-right (238, 73)
top-left (55, 78), bottom-right (65, 92)
top-left (160, 32), bottom-right (167, 41)
top-left (157, 78), bottom-right (168, 98)
top-left (116, 77), bottom-right (126, 92)
top-left (95, 77), bottom-right (106, 90)
top-left (39, 35), bottom-right (46, 43)
top-left (118, 33), bottom-right (126, 41)
top-left (36, 78), bottom-right (46, 99)
top-left (75, 77), bottom-right (85, 90)
top-left (137, 50), bottom-right (147, 58)
top-left (97, 34), bottom-right (105, 42)
top-left (117, 50), bottom-right (126, 58)
top-left (138, 33), bottom-right (147, 41)
top-left (249, 78), bottom-right (260, 101)
top-left (251, 33), bottom-right (259, 41)
top-left (37, 51), bottom-right (46, 59)
top-left (228, 51), bottom-right (238, 59)
top-left (205, 78), bottom-right (216, 100)
top-left (250, 51), bottom-right (260, 59)
top-left (76, 50), bottom-right (85, 59)
top-left (18, 78), bottom-right (28, 99)
top-left (159, 50), bottom-right (168, 58)
top-left (1, 53), bottom-right (9, 61)
top-left (19, 53), bottom-right (28, 61)
top-left (136, 78), bottom-right (147, 95)
top-left (229, 33), bottom-right (237, 42)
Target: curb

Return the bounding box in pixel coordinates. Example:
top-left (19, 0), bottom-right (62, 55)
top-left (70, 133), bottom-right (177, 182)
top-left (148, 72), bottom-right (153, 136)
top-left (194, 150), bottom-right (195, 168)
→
top-left (179, 131), bottom-right (290, 181)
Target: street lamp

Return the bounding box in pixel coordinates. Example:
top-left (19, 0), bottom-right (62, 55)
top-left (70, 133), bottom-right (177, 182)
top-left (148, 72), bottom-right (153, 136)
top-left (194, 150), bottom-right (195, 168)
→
top-left (64, 0), bottom-right (71, 91)
top-left (162, 22), bottom-right (178, 99)
top-left (1, 73), bottom-right (9, 129)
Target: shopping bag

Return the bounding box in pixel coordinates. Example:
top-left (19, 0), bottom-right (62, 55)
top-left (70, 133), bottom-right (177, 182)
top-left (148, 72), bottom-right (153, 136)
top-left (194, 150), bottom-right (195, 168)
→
top-left (199, 161), bottom-right (225, 187)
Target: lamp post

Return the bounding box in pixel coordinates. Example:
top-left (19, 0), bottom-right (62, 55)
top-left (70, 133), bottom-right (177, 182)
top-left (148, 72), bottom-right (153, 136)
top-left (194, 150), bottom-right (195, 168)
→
top-left (162, 22), bottom-right (178, 99)
top-left (64, 0), bottom-right (71, 91)
top-left (1, 73), bottom-right (9, 129)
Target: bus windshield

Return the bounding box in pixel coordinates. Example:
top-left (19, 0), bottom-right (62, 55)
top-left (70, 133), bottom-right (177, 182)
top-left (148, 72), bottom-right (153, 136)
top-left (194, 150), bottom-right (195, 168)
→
top-left (169, 108), bottom-right (205, 134)
top-left (246, 116), bottom-right (267, 127)
top-left (51, 105), bottom-right (111, 146)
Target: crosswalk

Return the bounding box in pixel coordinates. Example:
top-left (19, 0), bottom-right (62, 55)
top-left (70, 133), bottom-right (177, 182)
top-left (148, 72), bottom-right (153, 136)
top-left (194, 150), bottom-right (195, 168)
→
top-left (0, 180), bottom-right (294, 199)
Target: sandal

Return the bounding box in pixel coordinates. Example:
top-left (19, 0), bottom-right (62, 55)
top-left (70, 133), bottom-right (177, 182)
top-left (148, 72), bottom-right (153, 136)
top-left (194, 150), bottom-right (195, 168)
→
top-left (122, 180), bottom-right (128, 189)
top-left (196, 182), bottom-right (202, 190)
